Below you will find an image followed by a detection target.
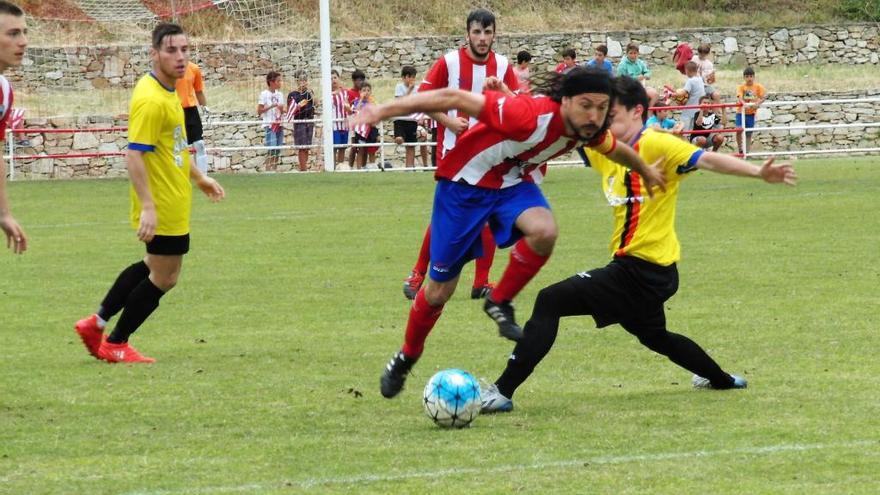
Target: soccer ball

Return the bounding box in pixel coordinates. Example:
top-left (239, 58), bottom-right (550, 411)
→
top-left (423, 369), bottom-right (482, 428)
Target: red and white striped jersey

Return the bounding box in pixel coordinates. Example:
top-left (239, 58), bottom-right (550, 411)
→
top-left (419, 46), bottom-right (519, 155)
top-left (331, 89), bottom-right (352, 131)
top-left (351, 98), bottom-right (373, 139)
top-left (0, 76), bottom-right (15, 141)
top-left (436, 91), bottom-right (616, 189)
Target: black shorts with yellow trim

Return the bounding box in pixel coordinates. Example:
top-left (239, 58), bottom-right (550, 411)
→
top-left (146, 234), bottom-right (190, 255)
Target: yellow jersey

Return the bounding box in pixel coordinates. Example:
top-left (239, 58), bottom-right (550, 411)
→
top-left (128, 73), bottom-right (192, 236)
top-left (581, 128), bottom-right (704, 266)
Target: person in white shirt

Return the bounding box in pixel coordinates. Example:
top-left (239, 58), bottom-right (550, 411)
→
top-left (257, 71), bottom-right (285, 170)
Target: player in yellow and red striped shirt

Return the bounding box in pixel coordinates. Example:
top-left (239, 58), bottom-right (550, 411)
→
top-left (481, 76), bottom-right (796, 413)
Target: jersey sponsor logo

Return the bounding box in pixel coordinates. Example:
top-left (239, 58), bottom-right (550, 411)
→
top-left (173, 125), bottom-right (186, 168)
top-left (576, 271), bottom-right (592, 278)
top-left (603, 175), bottom-right (646, 206)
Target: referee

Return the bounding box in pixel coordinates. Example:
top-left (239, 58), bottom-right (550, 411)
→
top-left (176, 60), bottom-right (210, 173)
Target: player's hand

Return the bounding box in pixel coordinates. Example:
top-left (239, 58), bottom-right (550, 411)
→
top-left (349, 104), bottom-right (382, 127)
top-left (447, 116), bottom-right (469, 135)
top-left (759, 157), bottom-right (797, 186)
top-left (641, 157), bottom-right (667, 198)
top-left (197, 176), bottom-right (226, 202)
top-left (1, 213), bottom-right (27, 254)
top-left (137, 205), bottom-right (157, 243)
top-left (482, 76), bottom-right (507, 93)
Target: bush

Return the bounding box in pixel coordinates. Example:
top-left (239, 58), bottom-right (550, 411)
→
top-left (839, 0), bottom-right (880, 21)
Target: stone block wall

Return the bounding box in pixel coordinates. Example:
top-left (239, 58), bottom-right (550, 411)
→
top-left (9, 23), bottom-right (880, 91)
top-left (7, 89), bottom-right (878, 180)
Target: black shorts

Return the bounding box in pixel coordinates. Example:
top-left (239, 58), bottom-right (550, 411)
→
top-left (552, 256), bottom-right (678, 336)
top-left (393, 120), bottom-right (418, 143)
top-left (354, 128), bottom-right (379, 143)
top-left (293, 121), bottom-right (314, 146)
top-left (146, 234), bottom-right (190, 255)
top-left (183, 106), bottom-right (203, 144)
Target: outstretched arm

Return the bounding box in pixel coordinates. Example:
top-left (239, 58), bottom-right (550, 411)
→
top-left (351, 88), bottom-right (485, 128)
top-left (697, 153), bottom-right (797, 186)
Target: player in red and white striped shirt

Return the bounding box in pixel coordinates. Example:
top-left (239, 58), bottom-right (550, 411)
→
top-left (355, 68), bottom-right (667, 398)
top-left (403, 8), bottom-right (521, 302)
top-left (0, 1), bottom-right (28, 255)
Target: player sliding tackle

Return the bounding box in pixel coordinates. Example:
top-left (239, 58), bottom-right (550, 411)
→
top-left (351, 68), bottom-right (667, 399)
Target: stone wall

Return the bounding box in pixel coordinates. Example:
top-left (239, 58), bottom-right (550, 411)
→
top-left (8, 89), bottom-right (878, 180)
top-left (10, 23), bottom-right (880, 91)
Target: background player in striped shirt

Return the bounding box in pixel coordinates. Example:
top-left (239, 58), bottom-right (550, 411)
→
top-left (351, 68), bottom-right (666, 399)
top-left (75, 23), bottom-right (225, 363)
top-left (403, 8), bottom-right (521, 302)
top-left (480, 76), bottom-right (796, 413)
top-left (0, 1), bottom-right (27, 254)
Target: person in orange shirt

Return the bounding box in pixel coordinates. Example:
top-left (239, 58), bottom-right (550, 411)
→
top-left (735, 66), bottom-right (767, 154)
top-left (175, 61), bottom-right (210, 173)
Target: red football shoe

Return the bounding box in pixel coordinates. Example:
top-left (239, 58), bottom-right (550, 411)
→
top-left (97, 341), bottom-right (156, 364)
top-left (403, 271), bottom-right (425, 300)
top-left (74, 314), bottom-right (104, 359)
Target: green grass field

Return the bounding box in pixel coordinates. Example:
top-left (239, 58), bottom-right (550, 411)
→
top-left (1, 157), bottom-right (878, 494)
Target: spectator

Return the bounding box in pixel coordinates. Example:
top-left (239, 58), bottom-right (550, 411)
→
top-left (175, 61), bottom-right (210, 174)
top-left (691, 95), bottom-right (725, 151)
top-left (617, 43), bottom-right (651, 82)
top-left (257, 71), bottom-right (285, 171)
top-left (671, 61), bottom-right (705, 131)
top-left (286, 70), bottom-right (315, 172)
top-left (417, 114), bottom-right (437, 167)
top-left (348, 69), bottom-right (367, 169)
top-left (736, 66), bottom-right (767, 154)
top-left (691, 43), bottom-right (724, 122)
top-left (330, 69), bottom-right (352, 168)
top-left (393, 66), bottom-right (419, 168)
top-left (513, 50), bottom-right (532, 93)
top-left (646, 102), bottom-right (683, 135)
top-left (555, 48), bottom-right (577, 74)
top-left (584, 44), bottom-right (613, 77)
top-left (351, 81), bottom-right (378, 170)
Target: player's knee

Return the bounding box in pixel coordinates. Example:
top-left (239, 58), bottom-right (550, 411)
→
top-left (528, 223), bottom-right (558, 252)
top-left (423, 280), bottom-right (453, 306)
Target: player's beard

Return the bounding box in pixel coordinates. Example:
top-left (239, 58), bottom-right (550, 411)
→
top-left (569, 118), bottom-right (601, 142)
top-left (468, 39), bottom-right (492, 60)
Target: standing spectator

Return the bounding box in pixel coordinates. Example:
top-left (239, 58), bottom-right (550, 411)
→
top-left (175, 61), bottom-right (210, 174)
top-left (691, 95), bottom-right (725, 151)
top-left (646, 102), bottom-right (683, 135)
top-left (584, 44), bottom-right (613, 77)
top-left (257, 71), bottom-right (285, 171)
top-left (286, 70), bottom-right (315, 172)
top-left (418, 114), bottom-right (437, 167)
top-left (0, 0), bottom-right (27, 255)
top-left (393, 66), bottom-right (419, 168)
top-left (351, 82), bottom-right (378, 170)
top-left (330, 69), bottom-right (352, 168)
top-left (671, 61), bottom-right (705, 131)
top-left (736, 66), bottom-right (766, 154)
top-left (513, 50), bottom-right (532, 93)
top-left (555, 48), bottom-right (577, 74)
top-left (617, 43), bottom-right (651, 83)
top-left (348, 69), bottom-right (367, 170)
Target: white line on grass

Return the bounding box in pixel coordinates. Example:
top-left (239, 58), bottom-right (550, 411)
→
top-left (121, 439), bottom-right (877, 494)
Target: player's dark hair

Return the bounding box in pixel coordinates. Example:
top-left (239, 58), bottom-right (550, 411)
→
top-left (401, 65), bottom-right (416, 78)
top-left (595, 44), bottom-right (608, 56)
top-left (0, 1), bottom-right (23, 16)
top-left (466, 8), bottom-right (495, 31)
top-left (351, 69), bottom-right (366, 81)
top-left (151, 23), bottom-right (184, 49)
top-left (613, 76), bottom-right (649, 123)
top-left (266, 70), bottom-right (280, 85)
top-left (561, 48), bottom-right (576, 59)
top-left (516, 50), bottom-right (532, 64)
top-left (743, 66), bottom-right (755, 76)
top-left (531, 67), bottom-right (613, 103)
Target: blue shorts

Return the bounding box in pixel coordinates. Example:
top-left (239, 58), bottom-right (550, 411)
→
top-left (428, 180), bottom-right (550, 282)
top-left (735, 113), bottom-right (756, 129)
top-left (264, 127), bottom-right (284, 156)
top-left (333, 130), bottom-right (349, 146)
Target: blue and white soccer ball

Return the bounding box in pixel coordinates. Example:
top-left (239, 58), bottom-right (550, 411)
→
top-left (423, 369), bottom-right (482, 428)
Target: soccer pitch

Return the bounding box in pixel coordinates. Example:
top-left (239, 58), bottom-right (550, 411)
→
top-left (1, 157), bottom-right (878, 494)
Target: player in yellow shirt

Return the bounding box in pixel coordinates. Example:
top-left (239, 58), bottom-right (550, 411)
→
top-left (74, 23), bottom-right (225, 363)
top-left (481, 76), bottom-right (796, 413)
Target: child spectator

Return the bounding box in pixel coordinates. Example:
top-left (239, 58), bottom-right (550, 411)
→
top-left (555, 48), bottom-right (577, 74)
top-left (330, 69), bottom-right (352, 168)
top-left (348, 69), bottom-right (367, 169)
top-left (257, 71), bottom-right (285, 171)
top-left (691, 95), bottom-right (725, 151)
top-left (691, 43), bottom-right (723, 123)
top-left (286, 70), bottom-right (315, 172)
top-left (513, 50), bottom-right (532, 93)
top-left (617, 43), bottom-right (651, 83)
top-left (646, 102), bottom-right (683, 135)
top-left (672, 61), bottom-right (705, 131)
top-left (736, 66), bottom-right (766, 154)
top-left (351, 82), bottom-right (378, 170)
top-left (393, 66), bottom-right (419, 168)
top-left (584, 44), bottom-right (613, 77)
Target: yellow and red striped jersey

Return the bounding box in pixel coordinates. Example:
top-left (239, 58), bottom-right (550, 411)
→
top-left (581, 128), bottom-right (704, 266)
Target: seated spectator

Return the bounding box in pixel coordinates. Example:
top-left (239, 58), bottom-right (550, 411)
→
top-left (584, 44), bottom-right (613, 77)
top-left (393, 66), bottom-right (419, 168)
top-left (555, 48), bottom-right (578, 74)
top-left (513, 50), bottom-right (532, 93)
top-left (690, 95), bottom-right (725, 151)
top-left (351, 82), bottom-right (378, 170)
top-left (617, 43), bottom-right (651, 83)
top-left (671, 61), bottom-right (705, 131)
top-left (287, 70), bottom-right (315, 172)
top-left (646, 102), bottom-right (683, 135)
